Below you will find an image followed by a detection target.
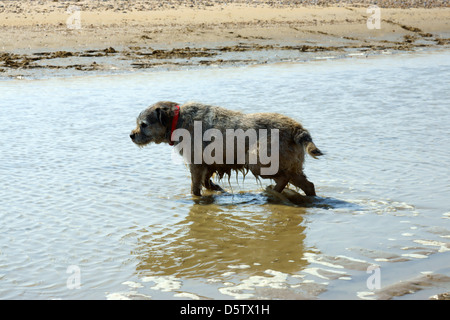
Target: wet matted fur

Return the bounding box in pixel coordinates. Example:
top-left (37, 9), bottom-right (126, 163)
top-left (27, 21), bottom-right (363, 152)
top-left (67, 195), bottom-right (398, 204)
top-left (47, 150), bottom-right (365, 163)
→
top-left (130, 101), bottom-right (323, 196)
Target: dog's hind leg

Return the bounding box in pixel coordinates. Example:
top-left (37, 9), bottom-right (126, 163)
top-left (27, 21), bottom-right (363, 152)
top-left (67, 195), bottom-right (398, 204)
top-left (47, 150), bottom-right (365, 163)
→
top-left (290, 173), bottom-right (316, 196)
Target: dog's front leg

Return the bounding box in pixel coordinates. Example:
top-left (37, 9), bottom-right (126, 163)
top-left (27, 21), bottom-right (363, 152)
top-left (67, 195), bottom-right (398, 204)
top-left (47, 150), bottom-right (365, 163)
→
top-left (203, 170), bottom-right (224, 192)
top-left (205, 179), bottom-right (224, 192)
top-left (189, 164), bottom-right (206, 196)
top-left (273, 176), bottom-right (289, 193)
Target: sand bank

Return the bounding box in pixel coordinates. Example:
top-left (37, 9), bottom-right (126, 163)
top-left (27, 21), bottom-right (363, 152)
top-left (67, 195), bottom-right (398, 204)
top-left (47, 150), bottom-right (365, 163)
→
top-left (0, 1), bottom-right (449, 76)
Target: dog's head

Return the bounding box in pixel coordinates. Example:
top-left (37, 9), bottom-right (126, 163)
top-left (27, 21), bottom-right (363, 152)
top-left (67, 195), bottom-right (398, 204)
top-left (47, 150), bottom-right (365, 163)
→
top-left (130, 101), bottom-right (179, 146)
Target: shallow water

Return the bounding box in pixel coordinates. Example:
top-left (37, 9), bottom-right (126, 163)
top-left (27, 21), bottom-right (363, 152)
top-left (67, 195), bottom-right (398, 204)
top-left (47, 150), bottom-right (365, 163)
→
top-left (1, 50), bottom-right (449, 299)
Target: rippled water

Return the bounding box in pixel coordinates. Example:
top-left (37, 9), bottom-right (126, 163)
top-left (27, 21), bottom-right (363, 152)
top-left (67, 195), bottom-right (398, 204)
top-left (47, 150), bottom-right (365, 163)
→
top-left (1, 50), bottom-right (449, 299)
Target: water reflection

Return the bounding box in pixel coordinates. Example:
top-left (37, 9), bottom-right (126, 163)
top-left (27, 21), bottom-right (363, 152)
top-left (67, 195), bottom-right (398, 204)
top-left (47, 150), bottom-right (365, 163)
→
top-left (132, 186), bottom-right (366, 282)
top-left (134, 194), bottom-right (311, 279)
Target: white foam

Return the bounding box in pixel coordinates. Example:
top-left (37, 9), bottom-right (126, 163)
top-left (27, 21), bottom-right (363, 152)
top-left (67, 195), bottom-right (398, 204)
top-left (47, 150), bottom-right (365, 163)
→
top-left (218, 269), bottom-right (289, 299)
top-left (402, 253), bottom-right (428, 259)
top-left (142, 275), bottom-right (182, 292)
top-left (414, 239), bottom-right (450, 252)
top-left (357, 291), bottom-right (376, 300)
top-left (122, 281), bottom-right (143, 289)
top-left (227, 264), bottom-right (251, 269)
top-left (420, 271), bottom-right (433, 275)
top-left (303, 279), bottom-right (316, 284)
top-left (174, 292), bottom-right (201, 300)
top-left (375, 258), bottom-right (389, 262)
top-left (105, 291), bottom-right (151, 300)
top-left (106, 292), bottom-right (133, 300)
top-left (303, 268), bottom-right (329, 280)
top-left (303, 252), bottom-right (344, 269)
top-left (302, 267), bottom-right (347, 280)
top-left (264, 269), bottom-right (288, 278)
top-left (218, 286), bottom-right (254, 299)
top-left (336, 255), bottom-right (370, 265)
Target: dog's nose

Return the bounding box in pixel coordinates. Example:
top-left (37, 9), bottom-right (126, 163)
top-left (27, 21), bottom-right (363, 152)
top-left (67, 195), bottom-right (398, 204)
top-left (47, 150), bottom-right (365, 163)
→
top-left (130, 133), bottom-right (135, 140)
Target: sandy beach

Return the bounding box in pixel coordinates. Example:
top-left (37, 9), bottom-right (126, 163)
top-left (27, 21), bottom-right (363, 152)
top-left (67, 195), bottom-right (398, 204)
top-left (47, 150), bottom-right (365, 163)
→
top-left (1, 1), bottom-right (449, 75)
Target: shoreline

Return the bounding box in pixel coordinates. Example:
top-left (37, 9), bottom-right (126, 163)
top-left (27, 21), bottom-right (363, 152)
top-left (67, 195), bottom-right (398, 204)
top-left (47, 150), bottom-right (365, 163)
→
top-left (1, 2), bottom-right (449, 78)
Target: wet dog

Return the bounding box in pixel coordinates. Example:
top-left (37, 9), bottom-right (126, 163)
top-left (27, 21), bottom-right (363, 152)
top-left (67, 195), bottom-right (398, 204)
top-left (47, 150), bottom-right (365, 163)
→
top-left (130, 101), bottom-right (323, 196)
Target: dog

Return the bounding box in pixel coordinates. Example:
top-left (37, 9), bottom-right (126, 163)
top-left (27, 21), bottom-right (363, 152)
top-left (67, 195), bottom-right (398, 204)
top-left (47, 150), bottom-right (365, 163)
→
top-left (130, 101), bottom-right (323, 196)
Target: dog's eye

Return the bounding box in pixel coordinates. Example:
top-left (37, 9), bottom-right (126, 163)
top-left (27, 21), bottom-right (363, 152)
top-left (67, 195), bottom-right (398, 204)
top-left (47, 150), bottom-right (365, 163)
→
top-left (141, 122), bottom-right (148, 128)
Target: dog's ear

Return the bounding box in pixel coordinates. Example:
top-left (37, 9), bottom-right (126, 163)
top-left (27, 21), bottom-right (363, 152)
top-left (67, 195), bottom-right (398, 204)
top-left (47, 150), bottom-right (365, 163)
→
top-left (154, 102), bottom-right (179, 127)
top-left (155, 107), bottom-right (168, 127)
top-left (152, 102), bottom-right (179, 127)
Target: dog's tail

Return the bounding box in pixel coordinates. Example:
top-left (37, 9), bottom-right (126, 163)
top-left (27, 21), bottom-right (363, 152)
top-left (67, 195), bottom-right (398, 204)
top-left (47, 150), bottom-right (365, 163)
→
top-left (295, 131), bottom-right (324, 159)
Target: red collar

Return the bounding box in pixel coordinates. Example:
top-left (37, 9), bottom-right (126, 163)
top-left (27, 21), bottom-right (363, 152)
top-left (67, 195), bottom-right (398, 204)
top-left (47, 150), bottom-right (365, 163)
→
top-left (169, 105), bottom-right (180, 146)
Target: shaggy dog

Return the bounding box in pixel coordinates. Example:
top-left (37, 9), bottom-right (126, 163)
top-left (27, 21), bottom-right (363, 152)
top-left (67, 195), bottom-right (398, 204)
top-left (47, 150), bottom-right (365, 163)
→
top-left (130, 101), bottom-right (323, 196)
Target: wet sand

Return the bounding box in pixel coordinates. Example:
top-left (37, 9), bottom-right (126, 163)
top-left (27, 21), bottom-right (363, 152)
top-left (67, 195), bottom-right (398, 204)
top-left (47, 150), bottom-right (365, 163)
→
top-left (0, 1), bottom-right (449, 76)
